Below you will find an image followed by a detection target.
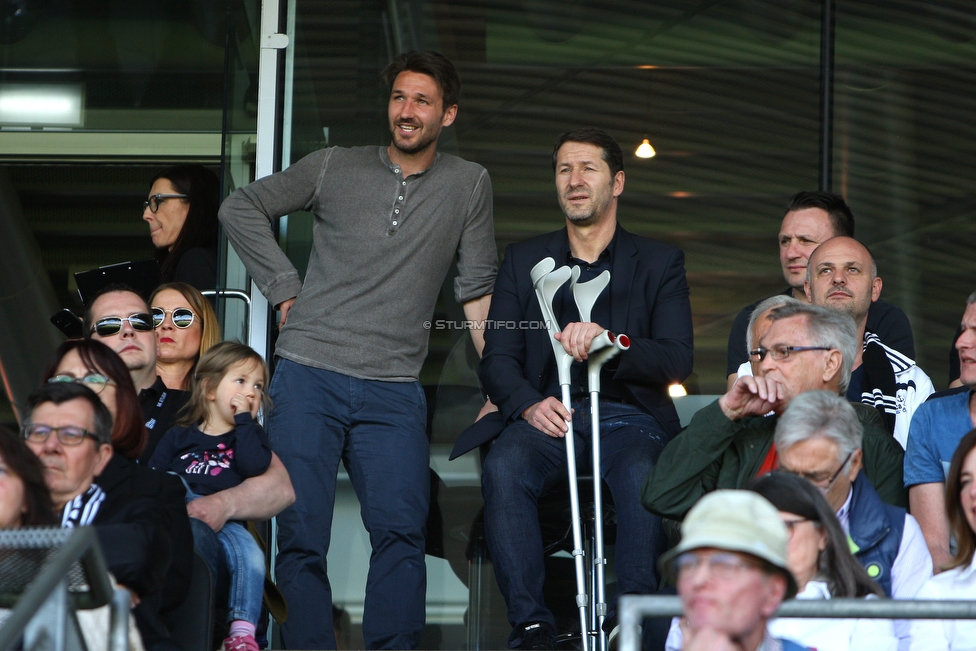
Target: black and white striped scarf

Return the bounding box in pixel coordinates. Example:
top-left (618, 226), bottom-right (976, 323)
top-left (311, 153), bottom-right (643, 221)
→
top-left (60, 483), bottom-right (106, 528)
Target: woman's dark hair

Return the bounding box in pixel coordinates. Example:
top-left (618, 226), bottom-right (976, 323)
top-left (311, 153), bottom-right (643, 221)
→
top-left (150, 164), bottom-right (220, 281)
top-left (0, 426), bottom-right (57, 526)
top-left (749, 472), bottom-right (884, 598)
top-left (42, 339), bottom-right (147, 460)
top-left (178, 341), bottom-right (271, 427)
top-left (945, 428), bottom-right (976, 571)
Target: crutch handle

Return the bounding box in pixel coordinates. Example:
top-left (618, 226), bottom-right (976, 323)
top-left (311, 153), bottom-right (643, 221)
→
top-left (587, 334), bottom-right (630, 393)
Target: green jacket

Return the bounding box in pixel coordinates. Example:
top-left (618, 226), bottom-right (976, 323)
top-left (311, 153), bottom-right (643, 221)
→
top-left (641, 399), bottom-right (908, 520)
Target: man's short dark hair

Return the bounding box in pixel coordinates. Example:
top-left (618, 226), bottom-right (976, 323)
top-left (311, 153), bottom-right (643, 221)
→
top-left (785, 191), bottom-right (855, 237)
top-left (382, 51), bottom-right (460, 109)
top-left (24, 383), bottom-right (113, 445)
top-left (82, 283), bottom-right (150, 337)
top-left (551, 128), bottom-right (624, 178)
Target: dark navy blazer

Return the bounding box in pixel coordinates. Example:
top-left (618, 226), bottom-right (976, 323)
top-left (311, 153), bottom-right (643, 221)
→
top-left (477, 225), bottom-right (694, 440)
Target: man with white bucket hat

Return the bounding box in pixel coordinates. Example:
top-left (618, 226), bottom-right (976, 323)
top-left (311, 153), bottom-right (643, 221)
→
top-left (660, 490), bottom-right (805, 651)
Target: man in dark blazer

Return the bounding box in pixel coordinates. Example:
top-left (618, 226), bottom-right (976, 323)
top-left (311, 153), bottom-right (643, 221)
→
top-left (478, 128), bottom-right (693, 649)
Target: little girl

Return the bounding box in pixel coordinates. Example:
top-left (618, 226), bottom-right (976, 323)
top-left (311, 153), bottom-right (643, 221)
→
top-left (149, 341), bottom-right (272, 651)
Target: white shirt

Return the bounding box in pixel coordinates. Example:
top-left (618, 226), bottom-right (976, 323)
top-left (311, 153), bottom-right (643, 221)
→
top-left (664, 581), bottom-right (898, 651)
top-left (837, 487), bottom-right (934, 650)
top-left (909, 555), bottom-right (976, 651)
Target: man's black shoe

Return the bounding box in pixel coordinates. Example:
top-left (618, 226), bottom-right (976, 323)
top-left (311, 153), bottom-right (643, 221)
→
top-left (516, 622), bottom-right (557, 650)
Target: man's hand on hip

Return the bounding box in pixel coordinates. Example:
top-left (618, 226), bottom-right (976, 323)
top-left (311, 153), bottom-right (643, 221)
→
top-left (554, 322), bottom-right (607, 362)
top-left (523, 397), bottom-right (573, 438)
top-left (277, 297), bottom-right (297, 327)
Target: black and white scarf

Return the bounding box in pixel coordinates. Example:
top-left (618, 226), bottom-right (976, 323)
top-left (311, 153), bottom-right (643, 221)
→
top-left (60, 483), bottom-right (106, 528)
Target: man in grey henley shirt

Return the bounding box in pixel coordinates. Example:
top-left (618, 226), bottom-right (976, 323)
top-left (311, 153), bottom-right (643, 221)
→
top-left (217, 51), bottom-right (496, 650)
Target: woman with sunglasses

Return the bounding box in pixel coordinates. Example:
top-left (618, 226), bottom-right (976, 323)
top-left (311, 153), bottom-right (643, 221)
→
top-left (150, 282), bottom-right (221, 391)
top-left (41, 338), bottom-right (195, 618)
top-left (143, 164), bottom-right (220, 291)
top-left (665, 472), bottom-right (898, 651)
top-left (910, 428), bottom-right (976, 651)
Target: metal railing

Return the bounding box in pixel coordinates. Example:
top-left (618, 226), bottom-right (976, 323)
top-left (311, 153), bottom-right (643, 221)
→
top-left (0, 527), bottom-right (131, 651)
top-left (618, 594), bottom-right (976, 651)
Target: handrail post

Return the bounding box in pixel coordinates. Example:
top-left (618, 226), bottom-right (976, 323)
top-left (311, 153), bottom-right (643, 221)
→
top-left (23, 577), bottom-right (86, 651)
top-left (109, 588), bottom-right (132, 651)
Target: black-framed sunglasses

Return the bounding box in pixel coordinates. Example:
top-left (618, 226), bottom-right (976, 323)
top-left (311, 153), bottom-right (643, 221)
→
top-left (143, 193), bottom-right (188, 213)
top-left (90, 313), bottom-right (154, 337)
top-left (47, 373), bottom-right (115, 394)
top-left (748, 345), bottom-right (832, 362)
top-left (152, 307), bottom-right (196, 329)
top-left (22, 424), bottom-right (97, 447)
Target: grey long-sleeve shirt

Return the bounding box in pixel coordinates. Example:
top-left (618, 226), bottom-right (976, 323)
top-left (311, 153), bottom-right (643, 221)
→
top-left (218, 146), bottom-right (497, 381)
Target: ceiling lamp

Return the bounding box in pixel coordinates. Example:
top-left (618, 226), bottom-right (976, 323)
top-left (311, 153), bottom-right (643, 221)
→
top-left (0, 84), bottom-right (84, 127)
top-left (635, 138), bottom-right (656, 159)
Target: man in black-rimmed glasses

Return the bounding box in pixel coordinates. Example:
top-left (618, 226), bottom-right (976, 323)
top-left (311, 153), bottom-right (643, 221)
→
top-left (643, 301), bottom-right (908, 522)
top-left (22, 381), bottom-right (178, 651)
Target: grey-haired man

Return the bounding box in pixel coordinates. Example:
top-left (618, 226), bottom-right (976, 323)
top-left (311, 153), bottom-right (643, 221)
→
top-left (643, 302), bottom-right (908, 519)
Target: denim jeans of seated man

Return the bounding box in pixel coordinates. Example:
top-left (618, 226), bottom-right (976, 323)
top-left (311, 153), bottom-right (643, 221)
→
top-left (481, 398), bottom-right (673, 645)
top-left (185, 488), bottom-right (267, 626)
top-left (268, 358), bottom-right (430, 650)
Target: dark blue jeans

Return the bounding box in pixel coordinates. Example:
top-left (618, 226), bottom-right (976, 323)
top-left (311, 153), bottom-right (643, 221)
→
top-left (268, 359), bottom-right (429, 650)
top-left (184, 487), bottom-right (265, 626)
top-left (481, 399), bottom-right (672, 646)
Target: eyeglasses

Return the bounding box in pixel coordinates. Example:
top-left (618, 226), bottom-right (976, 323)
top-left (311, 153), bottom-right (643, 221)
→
top-left (90, 313), bottom-right (154, 337)
top-left (152, 307), bottom-right (196, 329)
top-left (748, 345), bottom-right (833, 362)
top-left (143, 193), bottom-right (188, 213)
top-left (22, 424), bottom-right (97, 446)
top-left (780, 450), bottom-right (855, 492)
top-left (47, 373), bottom-right (115, 394)
top-left (674, 551), bottom-right (761, 580)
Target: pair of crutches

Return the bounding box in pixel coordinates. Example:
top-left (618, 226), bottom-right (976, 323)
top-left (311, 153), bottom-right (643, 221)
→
top-left (530, 257), bottom-right (630, 651)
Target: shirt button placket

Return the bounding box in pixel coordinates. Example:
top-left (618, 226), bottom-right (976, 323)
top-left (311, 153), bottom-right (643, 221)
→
top-left (390, 169), bottom-right (404, 234)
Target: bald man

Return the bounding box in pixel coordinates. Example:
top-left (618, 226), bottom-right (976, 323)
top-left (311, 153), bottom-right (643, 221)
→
top-left (805, 236), bottom-right (933, 448)
top-left (725, 192), bottom-right (915, 390)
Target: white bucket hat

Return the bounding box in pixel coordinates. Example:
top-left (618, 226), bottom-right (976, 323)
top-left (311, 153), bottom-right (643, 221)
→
top-left (659, 489), bottom-right (797, 597)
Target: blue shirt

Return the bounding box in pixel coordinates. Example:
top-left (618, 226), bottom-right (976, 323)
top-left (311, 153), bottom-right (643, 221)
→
top-left (904, 389), bottom-right (973, 486)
